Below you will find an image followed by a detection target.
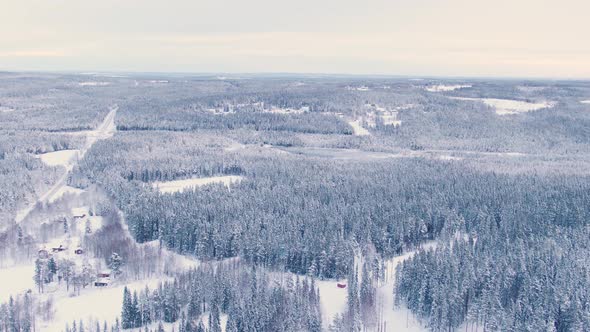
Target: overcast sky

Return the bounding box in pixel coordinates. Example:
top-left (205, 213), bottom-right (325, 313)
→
top-left (1, 0), bottom-right (588, 78)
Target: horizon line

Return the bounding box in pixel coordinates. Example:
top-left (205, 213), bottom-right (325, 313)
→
top-left (1, 68), bottom-right (589, 82)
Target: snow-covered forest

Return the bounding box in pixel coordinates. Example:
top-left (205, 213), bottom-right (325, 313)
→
top-left (1, 72), bottom-right (590, 331)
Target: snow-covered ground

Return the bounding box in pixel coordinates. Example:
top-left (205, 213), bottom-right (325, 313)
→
top-left (78, 82), bottom-right (110, 87)
top-left (348, 119), bottom-right (371, 136)
top-left (316, 278), bottom-right (348, 327)
top-left (265, 106), bottom-right (309, 114)
top-left (451, 97), bottom-right (553, 115)
top-left (357, 104), bottom-right (403, 129)
top-left (315, 242), bottom-right (435, 331)
top-left (47, 186), bottom-right (86, 203)
top-left (199, 312), bottom-right (229, 332)
top-left (0, 106), bottom-right (15, 113)
top-left (152, 175), bottom-right (244, 194)
top-left (581, 100), bottom-right (590, 104)
top-left (36, 150), bottom-right (80, 168)
top-left (424, 84), bottom-right (471, 92)
top-left (517, 86), bottom-right (546, 93)
top-left (224, 141), bottom-right (247, 152)
top-left (375, 242), bottom-right (436, 332)
top-left (15, 106), bottom-right (117, 225)
top-left (39, 278), bottom-right (167, 332)
top-left (0, 264), bottom-right (36, 302)
top-left (346, 86), bottom-right (370, 91)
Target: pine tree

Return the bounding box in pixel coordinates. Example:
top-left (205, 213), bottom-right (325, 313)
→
top-left (208, 303), bottom-right (222, 332)
top-left (132, 291), bottom-right (140, 327)
top-left (47, 257), bottom-right (57, 282)
top-left (122, 287), bottom-right (134, 329)
top-left (22, 293), bottom-right (32, 332)
top-left (34, 258), bottom-right (45, 293)
top-left (109, 252), bottom-right (123, 278)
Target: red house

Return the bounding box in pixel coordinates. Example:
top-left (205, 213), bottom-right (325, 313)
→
top-left (337, 283), bottom-right (347, 289)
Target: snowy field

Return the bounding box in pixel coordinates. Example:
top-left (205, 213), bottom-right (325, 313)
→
top-left (36, 150), bottom-right (80, 168)
top-left (581, 100), bottom-right (590, 104)
top-left (78, 82), bottom-right (110, 87)
top-left (0, 106), bottom-right (15, 113)
top-left (424, 84), bottom-right (471, 92)
top-left (39, 278), bottom-right (168, 332)
top-left (47, 186), bottom-right (86, 203)
top-left (0, 264), bottom-right (36, 302)
top-left (265, 106), bottom-right (309, 114)
top-left (152, 175), bottom-right (244, 194)
top-left (451, 97), bottom-right (553, 115)
top-left (348, 119), bottom-right (371, 136)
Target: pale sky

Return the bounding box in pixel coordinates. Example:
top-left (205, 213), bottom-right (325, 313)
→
top-left (1, 0), bottom-right (589, 78)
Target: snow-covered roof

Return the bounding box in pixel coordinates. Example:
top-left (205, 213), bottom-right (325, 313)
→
top-left (71, 207), bottom-right (89, 216)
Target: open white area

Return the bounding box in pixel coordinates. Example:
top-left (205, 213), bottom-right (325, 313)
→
top-left (581, 100), bottom-right (590, 104)
top-left (152, 175), bottom-right (244, 194)
top-left (78, 82), bottom-right (110, 86)
top-left (316, 278), bottom-right (348, 327)
top-left (517, 86), bottom-right (546, 92)
top-left (451, 97), bottom-right (553, 115)
top-left (345, 86), bottom-right (370, 91)
top-left (36, 150), bottom-right (79, 168)
top-left (266, 106), bottom-right (309, 114)
top-left (348, 119), bottom-right (371, 136)
top-left (39, 278), bottom-right (166, 332)
top-left (375, 242), bottom-right (436, 332)
top-left (48, 185), bottom-right (85, 203)
top-left (0, 106), bottom-right (15, 113)
top-left (0, 264), bottom-right (36, 302)
top-left (424, 84), bottom-right (471, 92)
top-left (199, 312), bottom-right (229, 332)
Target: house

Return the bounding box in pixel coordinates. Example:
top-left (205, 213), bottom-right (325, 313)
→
top-left (74, 248), bottom-right (84, 255)
top-left (51, 245), bottom-right (67, 253)
top-left (94, 279), bottom-right (109, 287)
top-left (337, 283), bottom-right (347, 289)
top-left (97, 271), bottom-right (111, 278)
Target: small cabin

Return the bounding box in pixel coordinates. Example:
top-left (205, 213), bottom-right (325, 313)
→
top-left (337, 283), bottom-right (347, 289)
top-left (73, 213), bottom-right (86, 220)
top-left (74, 248), bottom-right (84, 255)
top-left (38, 249), bottom-right (49, 259)
top-left (51, 245), bottom-right (67, 253)
top-left (97, 271), bottom-right (111, 278)
top-left (94, 280), bottom-right (109, 287)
